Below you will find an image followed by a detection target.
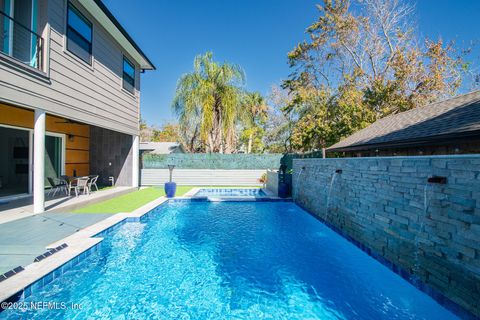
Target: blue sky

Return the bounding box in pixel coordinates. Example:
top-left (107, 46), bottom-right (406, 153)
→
top-left (103, 0), bottom-right (480, 126)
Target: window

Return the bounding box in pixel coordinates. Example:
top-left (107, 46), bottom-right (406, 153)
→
top-left (66, 3), bottom-right (92, 64)
top-left (122, 56), bottom-right (135, 93)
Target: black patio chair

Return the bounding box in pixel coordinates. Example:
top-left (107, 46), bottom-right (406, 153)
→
top-left (47, 177), bottom-right (66, 197)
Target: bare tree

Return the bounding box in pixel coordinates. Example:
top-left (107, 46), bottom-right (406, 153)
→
top-left (284, 0), bottom-right (470, 151)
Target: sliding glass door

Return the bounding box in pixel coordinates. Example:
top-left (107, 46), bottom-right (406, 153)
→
top-left (44, 135), bottom-right (63, 186)
top-left (0, 124), bottom-right (66, 198)
top-left (0, 126), bottom-right (29, 197)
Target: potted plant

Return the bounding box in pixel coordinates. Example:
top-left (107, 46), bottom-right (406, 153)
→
top-left (259, 172), bottom-right (267, 188)
top-left (164, 164), bottom-right (177, 198)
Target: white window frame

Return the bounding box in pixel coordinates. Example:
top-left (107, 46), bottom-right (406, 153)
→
top-left (3, 0), bottom-right (15, 55)
top-left (63, 1), bottom-right (94, 68)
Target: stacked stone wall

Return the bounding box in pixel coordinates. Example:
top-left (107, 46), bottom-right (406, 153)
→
top-left (293, 155), bottom-right (480, 317)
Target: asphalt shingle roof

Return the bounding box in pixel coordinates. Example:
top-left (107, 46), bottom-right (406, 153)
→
top-left (139, 142), bottom-right (183, 154)
top-left (328, 91), bottom-right (480, 151)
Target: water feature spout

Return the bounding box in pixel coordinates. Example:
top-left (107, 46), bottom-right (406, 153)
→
top-left (427, 176), bottom-right (447, 184)
top-left (325, 171), bottom-right (340, 218)
top-left (297, 166), bottom-right (305, 180)
top-left (412, 183), bottom-right (431, 279)
top-left (423, 183), bottom-right (430, 217)
top-left (293, 166), bottom-right (305, 199)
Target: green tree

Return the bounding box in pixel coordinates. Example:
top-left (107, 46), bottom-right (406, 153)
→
top-left (153, 123), bottom-right (181, 142)
top-left (172, 52), bottom-right (245, 153)
top-left (284, 0), bottom-right (469, 152)
top-left (263, 85), bottom-right (296, 153)
top-left (139, 118), bottom-right (152, 142)
top-left (177, 115), bottom-right (203, 153)
top-left (240, 92), bottom-right (269, 153)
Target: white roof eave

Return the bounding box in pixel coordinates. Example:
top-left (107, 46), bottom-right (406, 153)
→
top-left (79, 0), bottom-right (155, 70)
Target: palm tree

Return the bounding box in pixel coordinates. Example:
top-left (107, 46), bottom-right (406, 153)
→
top-left (241, 92), bottom-right (269, 153)
top-left (172, 52), bottom-right (245, 153)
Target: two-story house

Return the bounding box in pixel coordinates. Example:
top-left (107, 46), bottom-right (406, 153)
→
top-left (0, 0), bottom-right (155, 212)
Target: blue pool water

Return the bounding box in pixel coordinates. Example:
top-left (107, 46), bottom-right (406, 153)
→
top-left (194, 188), bottom-right (266, 197)
top-left (1, 201), bottom-right (457, 319)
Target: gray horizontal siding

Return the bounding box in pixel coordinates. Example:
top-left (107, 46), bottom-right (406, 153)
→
top-left (0, 0), bottom-right (141, 135)
top-left (141, 169), bottom-right (266, 186)
top-left (48, 0), bottom-right (65, 31)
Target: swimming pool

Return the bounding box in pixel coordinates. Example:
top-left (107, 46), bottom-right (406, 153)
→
top-left (1, 201), bottom-right (457, 319)
top-left (193, 188), bottom-right (266, 197)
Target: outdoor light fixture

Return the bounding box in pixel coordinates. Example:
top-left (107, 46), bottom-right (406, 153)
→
top-left (68, 134), bottom-right (74, 142)
top-left (167, 164), bottom-right (175, 183)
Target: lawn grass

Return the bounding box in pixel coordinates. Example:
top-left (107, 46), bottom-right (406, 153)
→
top-left (74, 185), bottom-right (262, 214)
top-left (74, 186), bottom-right (194, 214)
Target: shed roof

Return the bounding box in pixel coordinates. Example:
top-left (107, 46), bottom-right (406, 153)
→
top-left (140, 142), bottom-right (184, 154)
top-left (328, 91), bottom-right (480, 152)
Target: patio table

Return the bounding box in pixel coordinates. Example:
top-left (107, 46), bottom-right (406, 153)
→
top-left (60, 176), bottom-right (74, 197)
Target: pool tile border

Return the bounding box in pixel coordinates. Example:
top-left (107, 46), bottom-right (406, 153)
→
top-left (192, 188), bottom-right (266, 197)
top-left (296, 202), bottom-right (478, 320)
top-left (18, 242), bottom-right (101, 301)
top-left (184, 187), bottom-right (278, 198)
top-left (0, 237), bottom-right (102, 307)
top-left (33, 243), bottom-right (69, 262)
top-left (91, 218), bottom-right (128, 238)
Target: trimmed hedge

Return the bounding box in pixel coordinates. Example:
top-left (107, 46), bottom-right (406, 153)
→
top-left (142, 153), bottom-right (283, 170)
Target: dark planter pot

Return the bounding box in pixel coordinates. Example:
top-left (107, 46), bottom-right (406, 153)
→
top-left (278, 182), bottom-right (289, 198)
top-left (164, 182), bottom-right (177, 198)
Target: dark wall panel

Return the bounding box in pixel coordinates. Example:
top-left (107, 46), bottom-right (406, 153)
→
top-left (89, 126), bottom-right (132, 186)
